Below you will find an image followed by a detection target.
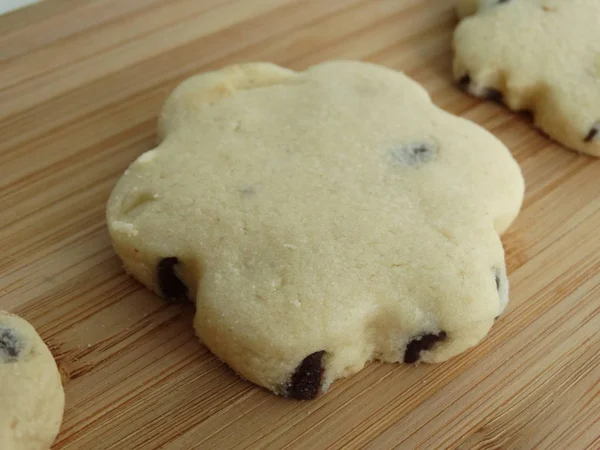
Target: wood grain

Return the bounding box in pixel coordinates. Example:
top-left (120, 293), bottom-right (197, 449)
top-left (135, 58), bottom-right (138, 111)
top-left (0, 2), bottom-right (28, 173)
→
top-left (1, 0), bottom-right (599, 448)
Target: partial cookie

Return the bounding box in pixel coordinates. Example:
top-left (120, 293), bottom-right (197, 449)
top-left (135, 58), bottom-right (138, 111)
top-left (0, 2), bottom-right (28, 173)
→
top-left (0, 312), bottom-right (64, 449)
top-left (453, 0), bottom-right (600, 156)
top-left (107, 61), bottom-right (524, 399)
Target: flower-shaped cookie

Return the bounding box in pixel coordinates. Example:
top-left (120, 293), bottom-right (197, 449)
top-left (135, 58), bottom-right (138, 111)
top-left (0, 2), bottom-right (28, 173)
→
top-left (454, 0), bottom-right (600, 156)
top-left (107, 61), bottom-right (524, 398)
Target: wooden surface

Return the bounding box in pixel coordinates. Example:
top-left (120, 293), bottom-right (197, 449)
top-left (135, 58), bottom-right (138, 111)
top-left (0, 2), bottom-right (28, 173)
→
top-left (1, 1), bottom-right (599, 448)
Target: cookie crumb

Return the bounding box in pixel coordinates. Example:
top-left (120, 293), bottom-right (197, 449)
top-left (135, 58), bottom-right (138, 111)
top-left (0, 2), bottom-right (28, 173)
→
top-left (112, 221), bottom-right (139, 237)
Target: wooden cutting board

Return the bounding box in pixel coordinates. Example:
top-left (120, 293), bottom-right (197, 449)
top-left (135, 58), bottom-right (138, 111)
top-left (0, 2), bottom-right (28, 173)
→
top-left (1, 1), bottom-right (599, 448)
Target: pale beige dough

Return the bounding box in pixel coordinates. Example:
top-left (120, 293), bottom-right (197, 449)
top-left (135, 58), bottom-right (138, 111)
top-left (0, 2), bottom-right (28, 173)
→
top-left (454, 0), bottom-right (600, 156)
top-left (0, 312), bottom-right (64, 449)
top-left (107, 61), bottom-right (524, 398)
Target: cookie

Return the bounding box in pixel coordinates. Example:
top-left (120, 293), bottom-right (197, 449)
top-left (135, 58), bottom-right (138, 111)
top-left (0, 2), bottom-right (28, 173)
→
top-left (106, 61), bottom-right (524, 399)
top-left (453, 0), bottom-right (600, 156)
top-left (0, 312), bottom-right (64, 449)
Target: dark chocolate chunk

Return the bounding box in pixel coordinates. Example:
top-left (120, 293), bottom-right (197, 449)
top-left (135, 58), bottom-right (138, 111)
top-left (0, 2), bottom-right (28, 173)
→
top-left (520, 109), bottom-right (534, 119)
top-left (0, 327), bottom-right (21, 361)
top-left (404, 331), bottom-right (447, 364)
top-left (157, 257), bottom-right (189, 303)
top-left (483, 88), bottom-right (504, 103)
top-left (584, 127), bottom-right (598, 143)
top-left (391, 142), bottom-right (437, 167)
top-left (458, 73), bottom-right (503, 103)
top-left (458, 74), bottom-right (471, 90)
top-left (287, 351), bottom-right (325, 400)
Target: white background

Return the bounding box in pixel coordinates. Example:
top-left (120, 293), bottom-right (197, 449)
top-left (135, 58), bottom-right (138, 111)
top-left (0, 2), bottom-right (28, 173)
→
top-left (0, 0), bottom-right (40, 15)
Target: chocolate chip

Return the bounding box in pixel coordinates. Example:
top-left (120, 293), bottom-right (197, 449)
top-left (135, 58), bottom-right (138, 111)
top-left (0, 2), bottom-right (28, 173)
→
top-left (0, 327), bottom-right (21, 362)
top-left (520, 109), bottom-right (534, 119)
top-left (458, 74), bottom-right (471, 90)
top-left (239, 186), bottom-right (256, 196)
top-left (497, 0), bottom-right (511, 4)
top-left (286, 351), bottom-right (325, 400)
top-left (157, 257), bottom-right (189, 303)
top-left (495, 266), bottom-right (510, 316)
top-left (404, 331), bottom-right (447, 363)
top-left (391, 142), bottom-right (437, 167)
top-left (483, 88), bottom-right (503, 103)
top-left (457, 73), bottom-right (503, 103)
top-left (584, 127), bottom-right (598, 143)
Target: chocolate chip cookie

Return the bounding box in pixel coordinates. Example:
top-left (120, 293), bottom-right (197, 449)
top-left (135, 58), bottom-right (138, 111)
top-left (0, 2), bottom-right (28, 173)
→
top-left (0, 311), bottom-right (64, 449)
top-left (107, 61), bottom-right (524, 398)
top-left (454, 0), bottom-right (600, 156)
